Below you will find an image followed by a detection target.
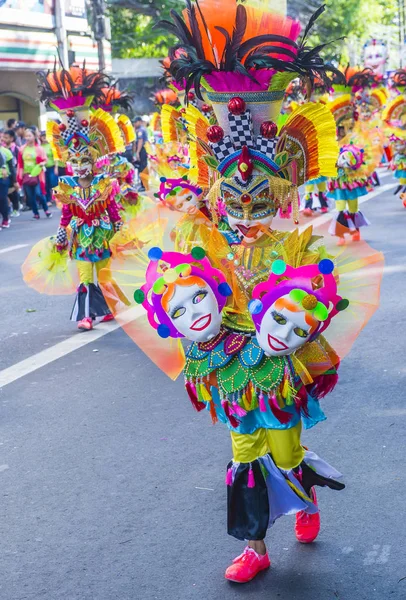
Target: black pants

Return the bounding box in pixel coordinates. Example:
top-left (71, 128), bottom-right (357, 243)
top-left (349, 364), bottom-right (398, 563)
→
top-left (8, 189), bottom-right (19, 211)
top-left (0, 179), bottom-right (10, 221)
top-left (24, 183), bottom-right (48, 216)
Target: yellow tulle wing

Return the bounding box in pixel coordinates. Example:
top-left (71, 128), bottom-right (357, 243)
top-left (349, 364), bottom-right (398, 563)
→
top-left (21, 237), bottom-right (79, 295)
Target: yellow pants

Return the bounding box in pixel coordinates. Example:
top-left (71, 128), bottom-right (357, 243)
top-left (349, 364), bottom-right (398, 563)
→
top-left (76, 258), bottom-right (110, 285)
top-left (336, 199), bottom-right (358, 212)
top-left (230, 422), bottom-right (305, 471)
top-left (305, 181), bottom-right (327, 193)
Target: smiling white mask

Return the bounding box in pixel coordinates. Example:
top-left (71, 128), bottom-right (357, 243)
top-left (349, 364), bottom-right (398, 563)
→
top-left (167, 283), bottom-right (222, 342)
top-left (256, 295), bottom-right (313, 356)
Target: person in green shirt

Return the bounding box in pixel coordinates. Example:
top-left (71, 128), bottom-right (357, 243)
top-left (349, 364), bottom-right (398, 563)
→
top-left (0, 145), bottom-right (15, 228)
top-left (40, 131), bottom-right (59, 205)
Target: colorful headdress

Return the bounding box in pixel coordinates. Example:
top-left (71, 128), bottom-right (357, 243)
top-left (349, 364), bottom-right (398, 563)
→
top-left (38, 64), bottom-right (125, 163)
top-left (95, 86), bottom-right (135, 146)
top-left (161, 1), bottom-right (340, 223)
top-left (133, 246), bottom-right (231, 338)
top-left (249, 259), bottom-right (348, 340)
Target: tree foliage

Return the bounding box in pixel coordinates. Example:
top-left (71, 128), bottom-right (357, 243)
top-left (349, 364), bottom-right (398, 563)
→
top-left (107, 0), bottom-right (184, 58)
top-left (108, 0), bottom-right (400, 64)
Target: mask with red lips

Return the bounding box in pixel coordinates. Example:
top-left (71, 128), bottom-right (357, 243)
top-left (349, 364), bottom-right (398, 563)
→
top-left (255, 294), bottom-right (313, 356)
top-left (167, 282), bottom-right (222, 342)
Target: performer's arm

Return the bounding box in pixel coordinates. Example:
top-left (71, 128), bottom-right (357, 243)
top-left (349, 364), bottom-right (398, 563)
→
top-left (55, 204), bottom-right (72, 251)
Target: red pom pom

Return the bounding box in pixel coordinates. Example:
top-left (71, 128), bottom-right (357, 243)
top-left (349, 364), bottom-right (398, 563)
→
top-left (206, 125), bottom-right (224, 143)
top-left (353, 111), bottom-right (359, 121)
top-left (201, 103), bottom-right (211, 113)
top-left (58, 123), bottom-right (66, 132)
top-left (228, 96), bottom-right (246, 115)
top-left (187, 91), bottom-right (195, 100)
top-left (66, 109), bottom-right (75, 118)
top-left (260, 121), bottom-right (278, 139)
top-left (81, 119), bottom-right (89, 127)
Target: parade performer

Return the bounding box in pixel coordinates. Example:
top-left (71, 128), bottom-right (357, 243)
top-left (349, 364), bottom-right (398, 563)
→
top-left (382, 69), bottom-right (406, 203)
top-left (101, 0), bottom-right (383, 584)
top-left (95, 86), bottom-right (142, 221)
top-left (22, 65), bottom-right (126, 330)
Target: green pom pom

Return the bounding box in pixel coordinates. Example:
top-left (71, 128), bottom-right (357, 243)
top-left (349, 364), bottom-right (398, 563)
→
top-left (289, 289), bottom-right (306, 303)
top-left (271, 259), bottom-right (286, 275)
top-left (134, 289), bottom-right (145, 304)
top-left (191, 247), bottom-right (206, 260)
top-left (336, 298), bottom-right (349, 311)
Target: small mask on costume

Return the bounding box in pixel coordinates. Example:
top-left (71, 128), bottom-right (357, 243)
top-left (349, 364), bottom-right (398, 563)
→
top-left (222, 177), bottom-right (276, 244)
top-left (255, 294), bottom-right (315, 356)
top-left (156, 177), bottom-right (203, 215)
top-left (134, 247), bottom-right (232, 342)
top-left (167, 282), bottom-right (223, 342)
top-left (249, 260), bottom-right (349, 356)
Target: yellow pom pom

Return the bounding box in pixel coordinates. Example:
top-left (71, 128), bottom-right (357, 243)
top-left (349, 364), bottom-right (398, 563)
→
top-left (163, 268), bottom-right (178, 284)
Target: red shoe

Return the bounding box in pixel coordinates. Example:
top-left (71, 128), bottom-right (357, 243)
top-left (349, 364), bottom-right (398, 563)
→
top-left (77, 317), bottom-right (93, 331)
top-left (33, 214), bottom-right (40, 220)
top-left (320, 207), bottom-right (329, 214)
top-left (351, 230), bottom-right (361, 242)
top-left (303, 208), bottom-right (313, 217)
top-left (2, 220), bottom-right (10, 228)
top-left (295, 488), bottom-right (320, 544)
top-left (225, 547), bottom-right (270, 584)
top-left (336, 236), bottom-right (346, 246)
top-left (101, 313), bottom-right (114, 323)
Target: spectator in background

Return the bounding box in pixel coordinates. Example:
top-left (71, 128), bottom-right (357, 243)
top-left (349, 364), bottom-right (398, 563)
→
top-left (0, 142), bottom-right (15, 229)
top-left (40, 131), bottom-right (58, 205)
top-left (17, 127), bottom-right (51, 220)
top-left (15, 121), bottom-right (26, 147)
top-left (1, 129), bottom-right (20, 216)
top-left (132, 116), bottom-right (149, 192)
top-left (7, 118), bottom-right (17, 130)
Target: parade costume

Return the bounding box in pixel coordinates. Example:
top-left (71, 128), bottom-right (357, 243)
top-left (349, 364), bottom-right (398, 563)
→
top-left (382, 70), bottom-right (406, 204)
top-left (327, 69), bottom-right (383, 244)
top-left (22, 65), bottom-right (125, 330)
top-left (100, 0), bottom-right (383, 584)
top-left (95, 87), bottom-right (142, 221)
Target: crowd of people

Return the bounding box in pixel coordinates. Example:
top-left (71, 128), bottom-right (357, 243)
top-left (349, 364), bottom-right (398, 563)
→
top-left (0, 116), bottom-right (149, 230)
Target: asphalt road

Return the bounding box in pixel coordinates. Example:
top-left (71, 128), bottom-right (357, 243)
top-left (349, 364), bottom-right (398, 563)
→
top-left (1, 172), bottom-right (405, 600)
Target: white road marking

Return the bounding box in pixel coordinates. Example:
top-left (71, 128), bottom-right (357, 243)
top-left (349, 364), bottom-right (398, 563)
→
top-left (0, 306), bottom-right (144, 389)
top-left (0, 243), bottom-right (29, 255)
top-left (363, 544), bottom-right (391, 565)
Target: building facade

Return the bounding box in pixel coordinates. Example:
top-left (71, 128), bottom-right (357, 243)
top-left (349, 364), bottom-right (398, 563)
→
top-left (0, 0), bottom-right (111, 128)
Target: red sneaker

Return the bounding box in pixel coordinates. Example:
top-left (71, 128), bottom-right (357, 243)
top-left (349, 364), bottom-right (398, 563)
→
top-left (225, 547), bottom-right (270, 584)
top-left (303, 208), bottom-right (313, 217)
top-left (351, 230), bottom-right (361, 242)
top-left (295, 488), bottom-right (320, 544)
top-left (320, 207), bottom-right (329, 214)
top-left (77, 317), bottom-right (93, 331)
top-left (101, 313), bottom-right (114, 323)
top-left (336, 236), bottom-right (346, 246)
top-left (2, 220), bottom-right (10, 228)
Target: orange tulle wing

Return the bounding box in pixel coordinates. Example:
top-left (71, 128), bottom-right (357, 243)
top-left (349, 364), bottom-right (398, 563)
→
top-left (98, 205), bottom-right (187, 380)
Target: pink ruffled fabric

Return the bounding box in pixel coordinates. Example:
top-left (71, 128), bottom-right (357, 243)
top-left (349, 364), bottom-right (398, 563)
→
top-left (204, 69), bottom-right (277, 92)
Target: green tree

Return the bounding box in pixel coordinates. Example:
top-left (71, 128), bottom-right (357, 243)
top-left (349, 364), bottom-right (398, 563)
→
top-left (107, 0), bottom-right (184, 59)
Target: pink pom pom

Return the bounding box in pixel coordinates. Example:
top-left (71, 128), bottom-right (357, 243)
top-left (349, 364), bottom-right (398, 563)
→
top-left (258, 392), bottom-right (266, 412)
top-left (247, 467), bottom-right (255, 488)
top-left (225, 467), bottom-right (233, 486)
